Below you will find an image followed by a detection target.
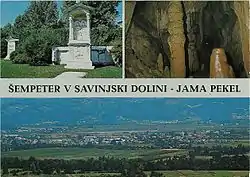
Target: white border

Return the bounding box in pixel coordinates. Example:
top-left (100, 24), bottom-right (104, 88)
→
top-left (0, 79), bottom-right (249, 98)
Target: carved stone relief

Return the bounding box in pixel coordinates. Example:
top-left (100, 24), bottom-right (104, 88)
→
top-left (73, 20), bottom-right (87, 41)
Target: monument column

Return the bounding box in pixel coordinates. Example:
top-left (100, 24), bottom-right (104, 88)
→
top-left (69, 16), bottom-right (74, 41)
top-left (86, 12), bottom-right (91, 43)
top-left (86, 12), bottom-right (91, 61)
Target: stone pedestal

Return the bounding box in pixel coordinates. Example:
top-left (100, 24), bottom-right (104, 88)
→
top-left (66, 44), bottom-right (93, 69)
top-left (4, 38), bottom-right (19, 60)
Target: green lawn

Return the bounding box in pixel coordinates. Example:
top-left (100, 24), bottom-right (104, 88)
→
top-left (1, 147), bottom-right (189, 161)
top-left (1, 60), bottom-right (122, 78)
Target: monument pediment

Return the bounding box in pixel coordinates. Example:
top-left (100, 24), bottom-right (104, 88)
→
top-left (67, 3), bottom-right (93, 16)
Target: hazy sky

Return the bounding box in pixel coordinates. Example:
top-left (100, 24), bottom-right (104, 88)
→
top-left (1, 1), bottom-right (122, 27)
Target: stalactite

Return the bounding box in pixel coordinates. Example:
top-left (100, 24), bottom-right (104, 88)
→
top-left (183, 2), bottom-right (207, 75)
top-left (167, 2), bottom-right (186, 78)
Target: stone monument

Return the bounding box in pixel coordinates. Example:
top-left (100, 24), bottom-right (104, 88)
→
top-left (52, 1), bottom-right (115, 68)
top-left (4, 37), bottom-right (19, 60)
top-left (52, 2), bottom-right (94, 69)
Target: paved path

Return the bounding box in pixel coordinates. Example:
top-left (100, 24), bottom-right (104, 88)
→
top-left (54, 72), bottom-right (87, 79)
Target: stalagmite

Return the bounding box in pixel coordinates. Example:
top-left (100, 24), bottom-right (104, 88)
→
top-left (210, 48), bottom-right (235, 78)
top-left (167, 2), bottom-right (186, 78)
top-left (157, 53), bottom-right (164, 73)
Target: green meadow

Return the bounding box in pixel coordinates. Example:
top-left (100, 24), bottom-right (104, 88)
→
top-left (1, 60), bottom-right (122, 78)
top-left (1, 147), bottom-right (186, 160)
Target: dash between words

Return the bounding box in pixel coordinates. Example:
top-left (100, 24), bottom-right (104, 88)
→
top-left (8, 84), bottom-right (241, 93)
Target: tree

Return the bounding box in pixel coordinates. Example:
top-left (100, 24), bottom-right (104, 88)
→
top-left (150, 171), bottom-right (164, 177)
top-left (25, 1), bottom-right (58, 28)
top-left (19, 27), bottom-right (67, 65)
top-left (9, 1), bottom-right (68, 65)
top-left (0, 23), bottom-right (12, 58)
top-left (2, 165), bottom-right (9, 175)
top-left (110, 26), bottom-right (122, 67)
top-left (121, 161), bottom-right (147, 177)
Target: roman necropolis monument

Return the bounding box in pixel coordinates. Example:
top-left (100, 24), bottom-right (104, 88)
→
top-left (4, 37), bottom-right (19, 60)
top-left (52, 2), bottom-right (94, 69)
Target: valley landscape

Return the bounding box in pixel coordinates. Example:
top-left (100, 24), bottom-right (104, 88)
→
top-left (1, 98), bottom-right (249, 177)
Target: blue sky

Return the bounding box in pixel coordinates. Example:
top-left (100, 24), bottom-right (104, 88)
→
top-left (1, 1), bottom-right (122, 27)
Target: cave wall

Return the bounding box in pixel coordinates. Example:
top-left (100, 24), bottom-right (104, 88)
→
top-left (233, 1), bottom-right (249, 77)
top-left (125, 1), bottom-right (249, 78)
top-left (183, 1), bottom-right (207, 76)
top-left (126, 1), bottom-right (171, 78)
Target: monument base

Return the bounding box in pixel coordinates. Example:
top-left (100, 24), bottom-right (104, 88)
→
top-left (64, 60), bottom-right (94, 69)
top-left (64, 45), bottom-right (94, 69)
top-left (4, 55), bottom-right (10, 60)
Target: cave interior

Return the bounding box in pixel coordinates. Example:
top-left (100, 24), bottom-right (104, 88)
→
top-left (127, 1), bottom-right (247, 78)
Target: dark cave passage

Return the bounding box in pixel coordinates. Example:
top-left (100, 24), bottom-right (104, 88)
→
top-left (187, 2), bottom-right (247, 78)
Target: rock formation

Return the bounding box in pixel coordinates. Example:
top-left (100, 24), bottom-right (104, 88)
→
top-left (125, 1), bottom-right (249, 78)
top-left (125, 1), bottom-right (136, 35)
top-left (210, 48), bottom-right (235, 78)
top-left (167, 2), bottom-right (186, 77)
top-left (233, 1), bottom-right (249, 77)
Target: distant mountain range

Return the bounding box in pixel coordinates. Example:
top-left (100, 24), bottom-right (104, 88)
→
top-left (1, 98), bottom-right (249, 130)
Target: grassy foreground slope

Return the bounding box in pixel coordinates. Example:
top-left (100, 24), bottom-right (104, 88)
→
top-left (1, 60), bottom-right (122, 78)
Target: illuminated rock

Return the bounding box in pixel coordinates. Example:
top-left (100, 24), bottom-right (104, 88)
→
top-left (167, 2), bottom-right (186, 78)
top-left (157, 53), bottom-right (164, 73)
top-left (210, 48), bottom-right (235, 78)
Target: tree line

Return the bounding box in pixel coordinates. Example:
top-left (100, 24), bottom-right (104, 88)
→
top-left (190, 144), bottom-right (250, 156)
top-left (2, 153), bottom-right (249, 176)
top-left (0, 1), bottom-right (122, 66)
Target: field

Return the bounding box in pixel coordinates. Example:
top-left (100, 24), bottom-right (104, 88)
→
top-left (2, 148), bottom-right (249, 176)
top-left (0, 60), bottom-right (122, 78)
top-left (3, 170), bottom-right (249, 177)
top-left (1, 147), bottom-right (186, 160)
top-left (148, 170), bottom-right (249, 177)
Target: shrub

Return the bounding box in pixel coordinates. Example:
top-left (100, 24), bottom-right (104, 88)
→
top-left (12, 52), bottom-right (30, 64)
top-left (10, 51), bottom-right (18, 61)
top-left (111, 42), bottom-right (122, 67)
top-left (110, 27), bottom-right (122, 67)
top-left (19, 27), bottom-right (67, 66)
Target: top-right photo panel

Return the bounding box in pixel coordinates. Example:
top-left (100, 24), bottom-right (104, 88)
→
top-left (125, 1), bottom-right (249, 78)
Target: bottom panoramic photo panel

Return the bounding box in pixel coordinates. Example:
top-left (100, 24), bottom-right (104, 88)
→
top-left (1, 98), bottom-right (249, 177)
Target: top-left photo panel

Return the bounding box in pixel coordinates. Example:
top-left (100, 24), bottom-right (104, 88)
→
top-left (1, 0), bottom-right (123, 78)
